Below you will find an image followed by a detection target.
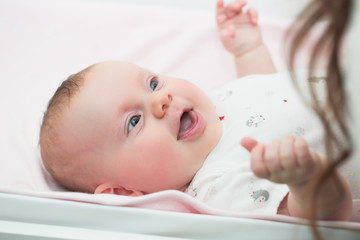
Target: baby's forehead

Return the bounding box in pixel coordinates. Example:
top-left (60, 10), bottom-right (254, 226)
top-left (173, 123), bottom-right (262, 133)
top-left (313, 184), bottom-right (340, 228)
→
top-left (72, 61), bottom-right (149, 107)
top-left (92, 61), bottom-right (141, 73)
top-left (85, 61), bottom-right (144, 84)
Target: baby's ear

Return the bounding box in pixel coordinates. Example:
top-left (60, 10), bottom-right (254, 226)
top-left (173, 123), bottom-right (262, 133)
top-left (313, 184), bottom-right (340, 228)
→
top-left (94, 183), bottom-right (144, 196)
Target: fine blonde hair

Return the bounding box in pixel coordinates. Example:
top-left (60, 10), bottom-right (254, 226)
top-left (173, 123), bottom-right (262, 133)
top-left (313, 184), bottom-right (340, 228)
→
top-left (39, 68), bottom-right (93, 192)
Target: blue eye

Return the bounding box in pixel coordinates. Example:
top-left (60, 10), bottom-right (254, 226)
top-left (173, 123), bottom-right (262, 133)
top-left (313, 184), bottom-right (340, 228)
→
top-left (128, 115), bottom-right (140, 133)
top-left (150, 77), bottom-right (158, 92)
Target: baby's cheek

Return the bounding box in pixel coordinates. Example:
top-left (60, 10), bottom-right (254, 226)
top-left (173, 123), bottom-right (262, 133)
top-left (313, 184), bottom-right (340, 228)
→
top-left (150, 147), bottom-right (188, 189)
top-left (139, 140), bottom-right (172, 172)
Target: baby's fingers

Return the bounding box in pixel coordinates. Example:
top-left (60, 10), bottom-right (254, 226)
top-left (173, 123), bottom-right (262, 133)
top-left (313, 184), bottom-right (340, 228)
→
top-left (247, 7), bottom-right (258, 25)
top-left (294, 137), bottom-right (316, 170)
top-left (217, 0), bottom-right (248, 24)
top-left (279, 136), bottom-right (298, 172)
top-left (264, 141), bottom-right (283, 178)
top-left (216, 0), bottom-right (226, 24)
top-left (224, 0), bottom-right (247, 18)
top-left (240, 136), bottom-right (258, 152)
top-left (250, 143), bottom-right (271, 178)
top-left (217, 0), bottom-right (224, 9)
top-left (241, 137), bottom-right (270, 178)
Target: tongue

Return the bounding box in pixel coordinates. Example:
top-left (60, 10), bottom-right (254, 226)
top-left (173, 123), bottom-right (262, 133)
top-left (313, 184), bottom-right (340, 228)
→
top-left (179, 112), bottom-right (193, 133)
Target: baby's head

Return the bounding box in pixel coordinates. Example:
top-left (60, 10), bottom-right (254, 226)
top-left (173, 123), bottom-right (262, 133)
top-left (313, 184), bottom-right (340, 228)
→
top-left (40, 61), bottom-right (222, 195)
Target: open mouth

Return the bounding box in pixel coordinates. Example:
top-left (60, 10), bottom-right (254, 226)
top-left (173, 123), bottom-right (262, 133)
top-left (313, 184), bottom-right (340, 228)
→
top-left (177, 109), bottom-right (204, 141)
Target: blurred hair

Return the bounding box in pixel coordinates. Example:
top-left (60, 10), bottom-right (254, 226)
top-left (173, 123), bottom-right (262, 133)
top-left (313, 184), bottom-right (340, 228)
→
top-left (287, 0), bottom-right (353, 238)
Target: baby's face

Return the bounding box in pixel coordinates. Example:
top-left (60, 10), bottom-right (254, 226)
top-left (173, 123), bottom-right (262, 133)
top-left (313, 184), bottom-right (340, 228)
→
top-left (61, 61), bottom-right (222, 194)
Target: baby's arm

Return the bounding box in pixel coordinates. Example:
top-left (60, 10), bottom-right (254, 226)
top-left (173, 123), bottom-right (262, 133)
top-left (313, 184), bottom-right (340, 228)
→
top-left (216, 0), bottom-right (276, 78)
top-left (241, 136), bottom-right (352, 220)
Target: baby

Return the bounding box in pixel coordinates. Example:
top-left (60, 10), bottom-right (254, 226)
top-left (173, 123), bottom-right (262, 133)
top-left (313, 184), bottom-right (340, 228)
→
top-left (40, 0), bottom-right (352, 220)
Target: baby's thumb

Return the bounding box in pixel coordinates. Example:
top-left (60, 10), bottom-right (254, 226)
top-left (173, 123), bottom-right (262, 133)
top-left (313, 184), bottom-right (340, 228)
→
top-left (240, 137), bottom-right (259, 152)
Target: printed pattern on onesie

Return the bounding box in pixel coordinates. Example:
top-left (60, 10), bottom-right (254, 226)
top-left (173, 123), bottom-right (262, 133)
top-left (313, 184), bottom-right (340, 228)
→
top-left (186, 71), bottom-right (325, 214)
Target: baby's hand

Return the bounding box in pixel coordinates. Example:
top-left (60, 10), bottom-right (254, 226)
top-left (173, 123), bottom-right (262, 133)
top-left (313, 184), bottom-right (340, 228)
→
top-left (241, 136), bottom-right (325, 186)
top-left (216, 0), bottom-right (262, 57)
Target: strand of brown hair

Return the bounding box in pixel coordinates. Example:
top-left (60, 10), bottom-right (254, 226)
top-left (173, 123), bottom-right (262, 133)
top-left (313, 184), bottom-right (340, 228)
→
top-left (287, 0), bottom-right (353, 239)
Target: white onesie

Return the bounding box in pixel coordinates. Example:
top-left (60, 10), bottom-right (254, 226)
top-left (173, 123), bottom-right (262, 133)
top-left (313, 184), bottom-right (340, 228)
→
top-left (185, 71), bottom-right (325, 214)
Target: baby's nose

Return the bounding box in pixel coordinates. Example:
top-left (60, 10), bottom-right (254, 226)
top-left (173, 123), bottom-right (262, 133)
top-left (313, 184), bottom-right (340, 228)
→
top-left (150, 91), bottom-right (172, 118)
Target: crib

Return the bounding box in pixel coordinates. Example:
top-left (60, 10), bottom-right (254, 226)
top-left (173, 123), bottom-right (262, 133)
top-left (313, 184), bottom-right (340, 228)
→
top-left (1, 0), bottom-right (359, 239)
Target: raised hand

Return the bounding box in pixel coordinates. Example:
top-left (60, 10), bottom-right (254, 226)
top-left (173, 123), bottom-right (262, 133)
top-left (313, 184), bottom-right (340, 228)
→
top-left (241, 136), bottom-right (325, 186)
top-left (216, 0), bottom-right (262, 57)
top-left (241, 136), bottom-right (352, 220)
